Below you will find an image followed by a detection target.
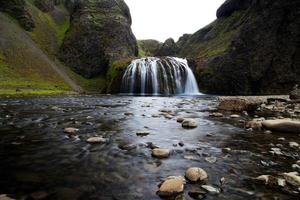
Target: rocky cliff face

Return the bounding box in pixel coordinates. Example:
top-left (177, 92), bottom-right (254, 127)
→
top-left (0, 0), bottom-right (35, 31)
top-left (156, 38), bottom-right (178, 57)
top-left (178, 0), bottom-right (300, 95)
top-left (59, 0), bottom-right (138, 78)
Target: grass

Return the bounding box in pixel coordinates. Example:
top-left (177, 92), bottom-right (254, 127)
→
top-left (137, 41), bottom-right (146, 57)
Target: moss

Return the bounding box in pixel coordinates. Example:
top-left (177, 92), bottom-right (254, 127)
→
top-left (26, 1), bottom-right (70, 56)
top-left (0, 89), bottom-right (69, 96)
top-left (106, 58), bottom-right (132, 93)
top-left (137, 41), bottom-right (146, 57)
top-left (180, 11), bottom-right (243, 60)
top-left (0, 12), bottom-right (70, 96)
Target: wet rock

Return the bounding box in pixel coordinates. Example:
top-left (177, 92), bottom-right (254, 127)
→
top-left (209, 112), bottom-right (223, 118)
top-left (230, 114), bottom-right (240, 118)
top-left (0, 195), bottom-right (15, 200)
top-left (188, 186), bottom-right (207, 199)
top-left (146, 142), bottom-right (159, 149)
top-left (218, 97), bottom-right (265, 111)
top-left (157, 176), bottom-right (184, 197)
top-left (152, 148), bottom-right (170, 158)
top-left (256, 175), bottom-right (286, 187)
top-left (205, 156), bottom-right (217, 163)
top-left (159, 108), bottom-right (173, 114)
top-left (289, 142), bottom-right (299, 148)
top-left (86, 137), bottom-right (107, 144)
top-left (201, 185), bottom-right (220, 194)
top-left (262, 119), bottom-right (300, 133)
top-left (290, 85), bottom-right (300, 100)
top-left (136, 130), bottom-right (150, 137)
top-left (222, 148), bottom-right (231, 153)
top-left (278, 137), bottom-right (285, 141)
top-left (292, 164), bottom-right (300, 171)
top-left (176, 117), bottom-right (185, 123)
top-left (182, 119), bottom-right (198, 129)
top-left (118, 143), bottom-right (137, 151)
top-left (178, 141), bottom-right (184, 147)
top-left (282, 172), bottom-right (300, 187)
top-left (246, 120), bottom-right (262, 131)
top-left (164, 114), bottom-right (173, 119)
top-left (185, 167), bottom-right (208, 182)
top-left (152, 114), bottom-right (160, 118)
top-left (270, 148), bottom-right (283, 156)
top-left (64, 127), bottom-right (79, 135)
top-left (30, 191), bottom-right (49, 200)
top-left (124, 112), bottom-right (134, 116)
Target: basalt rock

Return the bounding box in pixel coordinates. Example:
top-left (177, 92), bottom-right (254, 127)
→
top-left (155, 38), bottom-right (179, 57)
top-left (0, 0), bottom-right (35, 31)
top-left (59, 0), bottom-right (138, 78)
top-left (178, 0), bottom-right (300, 95)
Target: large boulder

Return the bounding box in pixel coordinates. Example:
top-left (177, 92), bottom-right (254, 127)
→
top-left (262, 119), bottom-right (300, 133)
top-left (218, 97), bottom-right (266, 111)
top-left (59, 0), bottom-right (138, 78)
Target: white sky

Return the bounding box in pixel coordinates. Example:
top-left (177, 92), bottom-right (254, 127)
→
top-left (124, 0), bottom-right (225, 42)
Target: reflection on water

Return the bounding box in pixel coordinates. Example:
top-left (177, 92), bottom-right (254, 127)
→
top-left (0, 95), bottom-right (299, 199)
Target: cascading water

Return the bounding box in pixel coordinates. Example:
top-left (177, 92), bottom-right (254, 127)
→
top-left (121, 57), bottom-right (200, 95)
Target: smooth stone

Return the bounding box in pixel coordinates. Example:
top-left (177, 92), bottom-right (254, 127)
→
top-left (205, 156), bottom-right (217, 163)
top-left (185, 167), bottom-right (208, 182)
top-left (282, 172), bottom-right (300, 187)
top-left (246, 120), bottom-right (262, 131)
top-left (222, 148), bottom-right (231, 153)
top-left (182, 119), bottom-right (198, 129)
top-left (157, 176), bottom-right (184, 197)
top-left (177, 117), bottom-right (185, 123)
top-left (209, 112), bottom-right (223, 117)
top-left (136, 130), bottom-right (150, 137)
top-left (86, 137), bottom-right (107, 144)
top-left (124, 112), bottom-right (134, 116)
top-left (256, 175), bottom-right (286, 187)
top-left (262, 119), bottom-right (300, 133)
top-left (230, 114), bottom-right (240, 118)
top-left (201, 185), bottom-right (220, 194)
top-left (64, 127), bottom-right (79, 134)
top-left (289, 141), bottom-right (299, 148)
top-left (118, 143), bottom-right (137, 151)
top-left (159, 109), bottom-right (173, 113)
top-left (264, 130), bottom-right (272, 134)
top-left (0, 195), bottom-right (15, 200)
top-left (278, 137), bottom-right (285, 141)
top-left (164, 114), bottom-right (173, 119)
top-left (292, 164), bottom-right (300, 171)
top-left (152, 148), bottom-right (170, 158)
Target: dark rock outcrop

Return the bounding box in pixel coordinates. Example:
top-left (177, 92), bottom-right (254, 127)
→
top-left (59, 0), bottom-right (138, 78)
top-left (178, 0), bottom-right (300, 95)
top-left (0, 0), bottom-right (35, 31)
top-left (290, 85), bottom-right (300, 100)
top-left (156, 38), bottom-right (179, 57)
top-left (216, 0), bottom-right (252, 18)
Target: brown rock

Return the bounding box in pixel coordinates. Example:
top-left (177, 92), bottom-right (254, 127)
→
top-left (157, 176), bottom-right (184, 197)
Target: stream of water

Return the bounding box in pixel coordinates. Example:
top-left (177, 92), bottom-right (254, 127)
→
top-left (0, 95), bottom-right (299, 200)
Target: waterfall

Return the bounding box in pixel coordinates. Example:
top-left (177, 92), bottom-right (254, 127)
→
top-left (121, 57), bottom-right (201, 95)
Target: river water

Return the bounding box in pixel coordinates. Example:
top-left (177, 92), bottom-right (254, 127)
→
top-left (0, 95), bottom-right (299, 200)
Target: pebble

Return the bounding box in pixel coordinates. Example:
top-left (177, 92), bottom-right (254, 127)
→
top-left (64, 127), bottom-right (79, 134)
top-left (201, 185), bottom-right (220, 194)
top-left (157, 176), bottom-right (184, 197)
top-left (0, 195), bottom-right (15, 200)
top-left (209, 112), bottom-right (223, 118)
top-left (86, 137), bottom-right (107, 144)
top-left (176, 117), bottom-right (185, 123)
top-left (205, 156), bottom-right (217, 164)
top-left (289, 141), bottom-right (299, 148)
top-left (152, 148), bottom-right (170, 158)
top-left (185, 167), bottom-right (208, 182)
top-left (182, 119), bottom-right (198, 129)
top-left (230, 114), bottom-right (240, 118)
top-left (136, 130), bottom-right (150, 137)
top-left (222, 148), bottom-right (231, 153)
top-left (278, 137), bottom-right (285, 141)
top-left (282, 172), bottom-right (300, 187)
top-left (118, 143), bottom-right (137, 151)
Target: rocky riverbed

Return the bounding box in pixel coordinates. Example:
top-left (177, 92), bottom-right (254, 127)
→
top-left (0, 95), bottom-right (299, 200)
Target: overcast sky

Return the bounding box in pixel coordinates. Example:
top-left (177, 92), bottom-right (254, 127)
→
top-left (124, 0), bottom-right (225, 42)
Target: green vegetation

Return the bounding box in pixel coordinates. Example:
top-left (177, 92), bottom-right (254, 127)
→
top-left (180, 11), bottom-right (243, 59)
top-left (137, 41), bottom-right (146, 57)
top-left (26, 0), bottom-right (70, 56)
